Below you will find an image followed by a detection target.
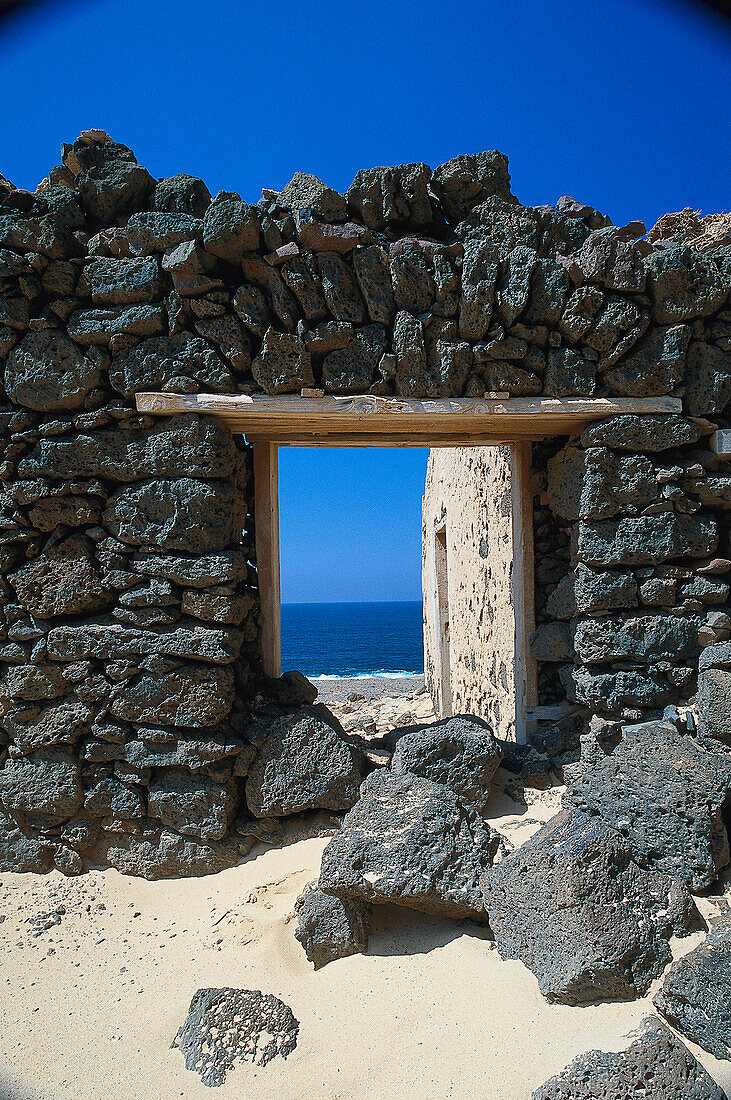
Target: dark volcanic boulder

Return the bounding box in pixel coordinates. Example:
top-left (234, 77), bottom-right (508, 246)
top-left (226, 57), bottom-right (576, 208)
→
top-left (251, 327), bottom-right (313, 394)
top-left (431, 150), bottom-right (514, 222)
top-left (96, 828), bottom-right (239, 880)
top-left (294, 882), bottom-right (371, 969)
top-left (110, 665), bottom-right (235, 727)
top-left (245, 707), bottom-right (365, 818)
top-left (147, 771), bottom-right (236, 840)
top-left (564, 722), bottom-right (731, 891)
top-left (109, 331), bottom-right (235, 397)
top-left (390, 714), bottom-right (502, 811)
top-left (0, 751), bottom-right (83, 822)
top-left (0, 808), bottom-right (53, 873)
top-left (646, 245), bottom-right (728, 323)
top-left (347, 162), bottom-right (433, 230)
top-left (173, 987), bottom-right (298, 1087)
top-left (9, 534), bottom-right (111, 619)
top-left (5, 328), bottom-right (99, 411)
top-left (103, 478), bottom-right (244, 553)
top-left (277, 171), bottom-right (347, 222)
top-left (480, 809), bottom-right (700, 1004)
top-left (654, 914), bottom-right (731, 1061)
top-left (580, 414), bottom-right (704, 452)
top-left (153, 174), bottom-right (211, 218)
top-left (532, 1016), bottom-right (724, 1100)
top-left (318, 769), bottom-right (503, 921)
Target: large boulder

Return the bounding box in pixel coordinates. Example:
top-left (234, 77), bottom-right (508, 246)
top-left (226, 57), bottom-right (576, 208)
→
top-left (251, 327), bottom-right (313, 394)
top-left (153, 174), bottom-right (211, 218)
top-left (654, 914), bottom-right (731, 1061)
top-left (390, 714), bottom-right (502, 811)
top-left (277, 172), bottom-right (347, 222)
top-left (294, 882), bottom-right (371, 969)
top-left (646, 245), bottom-right (728, 323)
top-left (347, 162), bottom-right (433, 230)
top-left (575, 515), bottom-right (717, 568)
top-left (4, 328), bottom-right (99, 411)
top-left (564, 722), bottom-right (731, 891)
top-left (481, 809), bottom-right (700, 1004)
top-left (573, 614), bottom-right (697, 665)
top-left (532, 1016), bottom-right (724, 1100)
top-left (431, 150), bottom-right (514, 222)
top-left (245, 707), bottom-right (365, 818)
top-left (580, 414), bottom-right (704, 452)
top-left (318, 769), bottom-right (503, 921)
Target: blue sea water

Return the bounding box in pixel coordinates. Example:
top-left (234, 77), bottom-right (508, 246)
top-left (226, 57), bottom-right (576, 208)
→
top-left (281, 601), bottom-right (424, 679)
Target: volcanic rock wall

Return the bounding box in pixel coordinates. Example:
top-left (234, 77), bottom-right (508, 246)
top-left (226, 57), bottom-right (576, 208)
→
top-left (0, 130), bottom-right (729, 877)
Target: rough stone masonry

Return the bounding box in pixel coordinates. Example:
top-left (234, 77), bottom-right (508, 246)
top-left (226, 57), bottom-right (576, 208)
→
top-left (0, 131), bottom-right (729, 881)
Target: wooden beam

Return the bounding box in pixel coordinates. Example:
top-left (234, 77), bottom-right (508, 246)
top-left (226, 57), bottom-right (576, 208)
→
top-left (511, 442), bottom-right (538, 744)
top-left (711, 429), bottom-right (731, 456)
top-left (135, 392), bottom-right (683, 439)
top-left (253, 442), bottom-right (281, 679)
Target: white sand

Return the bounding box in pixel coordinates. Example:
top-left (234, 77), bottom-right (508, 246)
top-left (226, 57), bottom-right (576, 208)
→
top-left (1, 786), bottom-right (730, 1099)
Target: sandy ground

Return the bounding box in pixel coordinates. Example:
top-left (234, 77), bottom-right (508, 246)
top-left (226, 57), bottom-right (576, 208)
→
top-left (1, 770), bottom-right (730, 1100)
top-left (315, 675), bottom-right (427, 707)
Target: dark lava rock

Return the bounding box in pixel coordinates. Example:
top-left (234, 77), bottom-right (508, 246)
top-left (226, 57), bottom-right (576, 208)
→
top-left (7, 700), bottom-right (94, 755)
top-left (564, 722), bottom-right (731, 891)
top-left (698, 669), bottom-right (731, 745)
top-left (316, 253), bottom-right (366, 324)
top-left (353, 245), bottom-right (395, 326)
top-left (110, 665), bottom-right (235, 727)
top-left (481, 809), bottom-right (700, 1004)
top-left (576, 514), bottom-right (717, 568)
top-left (103, 478), bottom-right (244, 553)
top-left (318, 769), bottom-right (503, 921)
top-left (277, 172), bottom-right (347, 223)
top-left (98, 829), bottom-right (239, 880)
top-left (46, 621), bottom-right (242, 664)
top-left (532, 1016), bottom-right (724, 1100)
top-left (389, 714), bottom-right (503, 812)
top-left (251, 327), bottom-right (313, 394)
top-left (573, 614), bottom-right (696, 665)
top-left (81, 256), bottom-right (162, 306)
top-left (0, 751), bottom-right (83, 822)
top-left (568, 667), bottom-right (671, 712)
top-left (431, 150), bottom-right (514, 222)
top-left (347, 162), bottom-right (433, 230)
top-left (393, 310), bottom-right (427, 396)
top-left (202, 193), bottom-right (260, 262)
top-left (148, 771), bottom-right (236, 841)
top-left (5, 328), bottom-right (99, 411)
top-left (78, 162), bottom-right (154, 222)
top-left (684, 340), bottom-right (731, 417)
top-left (294, 882), bottom-right (371, 969)
top-left (245, 707), bottom-right (365, 818)
top-left (654, 914), bottom-right (731, 1061)
top-left (126, 211), bottom-right (202, 255)
top-left (580, 414), bottom-right (704, 452)
top-left (459, 238), bottom-right (498, 341)
top-left (604, 323), bottom-right (690, 396)
top-left (322, 324), bottom-right (386, 393)
top-left (9, 534), bottom-right (111, 619)
top-left (263, 670), bottom-right (318, 707)
top-left (66, 304), bottom-right (166, 345)
top-left (0, 808), bottom-right (53, 873)
top-left (173, 987), bottom-right (299, 1087)
top-left (543, 347), bottom-right (596, 396)
top-left (573, 563), bottom-right (638, 614)
top-left (647, 245), bottom-right (728, 323)
top-left (130, 549), bottom-right (248, 588)
top-left (153, 174), bottom-right (211, 218)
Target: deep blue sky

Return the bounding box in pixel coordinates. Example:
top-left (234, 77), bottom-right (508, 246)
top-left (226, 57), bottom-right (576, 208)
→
top-left (1, 0), bottom-right (729, 602)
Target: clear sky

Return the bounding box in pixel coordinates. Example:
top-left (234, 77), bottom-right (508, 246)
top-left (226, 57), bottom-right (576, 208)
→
top-left (1, 0), bottom-right (729, 602)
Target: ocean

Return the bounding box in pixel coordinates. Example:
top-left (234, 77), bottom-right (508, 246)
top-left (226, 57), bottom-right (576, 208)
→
top-left (281, 601), bottom-right (424, 680)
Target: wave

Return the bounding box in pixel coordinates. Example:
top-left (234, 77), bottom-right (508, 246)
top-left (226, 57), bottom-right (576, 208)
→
top-left (308, 670), bottom-right (424, 681)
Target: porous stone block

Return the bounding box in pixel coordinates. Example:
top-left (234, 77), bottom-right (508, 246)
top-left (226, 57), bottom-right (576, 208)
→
top-left (390, 714), bottom-right (503, 811)
top-left (294, 882), bottom-right (371, 969)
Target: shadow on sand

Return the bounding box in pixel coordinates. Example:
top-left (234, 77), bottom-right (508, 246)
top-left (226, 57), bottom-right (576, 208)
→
top-left (366, 901), bottom-right (492, 958)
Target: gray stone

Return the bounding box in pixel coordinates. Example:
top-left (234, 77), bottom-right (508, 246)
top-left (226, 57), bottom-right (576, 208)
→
top-left (293, 211), bottom-right (365, 252)
top-left (194, 313), bottom-right (251, 372)
top-left (318, 769), bottom-right (502, 921)
top-left (180, 589), bottom-right (254, 626)
top-left (202, 195), bottom-right (260, 262)
top-left (580, 448), bottom-right (659, 520)
top-left (294, 882), bottom-right (371, 969)
top-left (559, 285), bottom-right (604, 342)
top-left (279, 255), bottom-right (328, 322)
top-left (523, 259), bottom-right (569, 326)
top-left (322, 325), bottom-right (386, 393)
top-left (565, 722), bottom-right (731, 890)
top-left (126, 211), bottom-right (202, 255)
top-left (697, 669), bottom-right (731, 745)
top-left (545, 573), bottom-right (577, 620)
top-left (316, 253), bottom-right (366, 324)
top-left (67, 304), bottom-right (166, 345)
top-left (580, 414), bottom-right (704, 452)
top-left (7, 701), bottom-right (94, 755)
top-left (0, 808), bottom-right (53, 873)
top-left (353, 245), bottom-right (395, 325)
top-left (393, 311), bottom-right (427, 397)
top-left (574, 563), bottom-right (638, 613)
top-left (390, 245), bottom-right (434, 314)
top-left (110, 331), bottom-right (235, 397)
top-left (688, 475), bottom-right (731, 510)
top-left (572, 233), bottom-right (648, 292)
top-left (153, 174), bottom-right (211, 218)
top-left (117, 731), bottom-right (247, 771)
top-left (684, 341), bottom-right (731, 417)
top-left (532, 1016), bottom-right (724, 1100)
top-left (481, 809), bottom-right (699, 1004)
top-left (46, 621), bottom-right (243, 664)
top-left (240, 254), bottom-right (299, 330)
top-left (103, 478), bottom-right (244, 553)
top-left (347, 163), bottom-right (433, 230)
top-left (546, 444), bottom-right (585, 522)
top-left (5, 329), bottom-right (99, 411)
top-left (9, 535), bottom-right (111, 619)
top-left (585, 296), bottom-right (648, 368)
top-left (431, 150), bottom-right (514, 222)
top-left (647, 245), bottom-right (728, 323)
top-left (19, 414), bottom-right (236, 482)
top-left (277, 172), bottom-right (346, 222)
top-left (574, 614), bottom-right (697, 665)
top-left (251, 327), bottom-right (313, 394)
top-left (576, 515), bottom-right (717, 568)
top-left (78, 162), bottom-right (154, 221)
top-left (390, 714), bottom-right (503, 811)
top-left (654, 915), bottom-right (731, 1061)
top-left (81, 257), bottom-right (162, 306)
top-left (99, 829), bottom-right (239, 880)
top-left (83, 777), bottom-right (144, 819)
top-left (245, 707), bottom-right (365, 818)
top-left (459, 239), bottom-right (498, 340)
top-left (173, 987), bottom-right (298, 1087)
top-left (130, 549), bottom-right (249, 588)
top-left (162, 238), bottom-right (222, 296)
top-left (530, 623), bottom-right (574, 662)
top-left (569, 667), bottom-right (671, 711)
top-left (604, 324), bottom-right (690, 396)
top-left (0, 663), bottom-right (71, 701)
top-left (543, 348), bottom-right (596, 396)
top-left (148, 771), bottom-right (236, 840)
top-left (233, 284), bottom-right (270, 337)
top-left (109, 666), bottom-right (235, 727)
top-left (496, 245), bottom-right (538, 326)
top-left (0, 751), bottom-right (82, 821)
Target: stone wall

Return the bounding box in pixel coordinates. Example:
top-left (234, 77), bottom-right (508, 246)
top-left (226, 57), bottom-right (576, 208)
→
top-left (422, 447), bottom-right (516, 737)
top-left (0, 130), bottom-right (729, 876)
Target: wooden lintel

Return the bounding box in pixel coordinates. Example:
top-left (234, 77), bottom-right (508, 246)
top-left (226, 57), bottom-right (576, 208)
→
top-left (711, 429), bottom-right (731, 456)
top-left (135, 392), bottom-right (683, 440)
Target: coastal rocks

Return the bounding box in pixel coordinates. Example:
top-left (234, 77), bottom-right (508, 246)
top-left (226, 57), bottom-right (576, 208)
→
top-left (245, 707), bottom-right (365, 818)
top-left (103, 478), bottom-right (244, 553)
top-left (564, 722), bottom-right (731, 891)
top-left (5, 329), bottom-right (99, 411)
top-left (390, 714), bottom-right (503, 811)
top-left (318, 770), bottom-right (503, 921)
top-left (654, 915), bottom-right (731, 1061)
top-left (294, 882), bottom-right (371, 969)
top-left (532, 1017), bottom-right (725, 1100)
top-left (98, 829), bottom-right (239, 880)
top-left (481, 810), bottom-right (699, 1004)
top-left (173, 987), bottom-right (299, 1087)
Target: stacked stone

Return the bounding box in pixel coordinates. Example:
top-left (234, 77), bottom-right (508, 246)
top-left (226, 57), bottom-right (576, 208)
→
top-left (0, 130), bottom-right (729, 876)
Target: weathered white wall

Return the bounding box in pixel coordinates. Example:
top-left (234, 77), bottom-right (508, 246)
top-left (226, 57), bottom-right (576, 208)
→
top-left (422, 446), bottom-right (518, 740)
